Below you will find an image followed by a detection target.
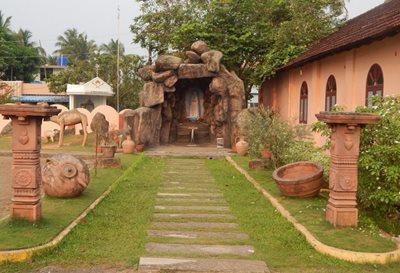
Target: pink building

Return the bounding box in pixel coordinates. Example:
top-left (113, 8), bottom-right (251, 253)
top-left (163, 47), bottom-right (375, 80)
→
top-left (260, 0), bottom-right (400, 127)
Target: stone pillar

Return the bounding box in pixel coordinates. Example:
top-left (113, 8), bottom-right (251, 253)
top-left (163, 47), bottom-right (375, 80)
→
top-left (0, 103), bottom-right (60, 221)
top-left (315, 112), bottom-right (379, 227)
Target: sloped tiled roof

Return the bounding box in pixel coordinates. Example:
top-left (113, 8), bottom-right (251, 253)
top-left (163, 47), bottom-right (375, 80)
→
top-left (281, 0), bottom-right (400, 71)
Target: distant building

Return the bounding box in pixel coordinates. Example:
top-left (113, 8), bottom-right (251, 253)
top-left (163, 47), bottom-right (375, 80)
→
top-left (260, 1), bottom-right (400, 128)
top-left (248, 89), bottom-right (258, 108)
top-left (67, 77), bottom-right (114, 111)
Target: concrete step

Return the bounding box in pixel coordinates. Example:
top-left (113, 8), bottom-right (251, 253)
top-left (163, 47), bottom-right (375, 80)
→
top-left (138, 257), bottom-right (269, 273)
top-left (153, 213), bottom-right (235, 220)
top-left (155, 205), bottom-right (230, 212)
top-left (160, 187), bottom-right (218, 192)
top-left (151, 221), bottom-right (239, 229)
top-left (148, 230), bottom-right (248, 240)
top-left (145, 242), bottom-right (255, 256)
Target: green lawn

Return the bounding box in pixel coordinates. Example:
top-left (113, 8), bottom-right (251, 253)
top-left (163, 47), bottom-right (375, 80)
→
top-left (0, 154), bottom-right (164, 273)
top-left (211, 157), bottom-right (399, 272)
top-left (0, 154), bottom-right (138, 250)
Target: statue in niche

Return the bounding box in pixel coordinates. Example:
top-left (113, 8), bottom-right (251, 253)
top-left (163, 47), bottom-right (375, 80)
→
top-left (185, 87), bottom-right (203, 121)
top-left (189, 92), bottom-right (199, 118)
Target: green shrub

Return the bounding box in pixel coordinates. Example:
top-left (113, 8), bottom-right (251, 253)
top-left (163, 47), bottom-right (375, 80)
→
top-left (238, 107), bottom-right (329, 174)
top-left (356, 96), bottom-right (400, 219)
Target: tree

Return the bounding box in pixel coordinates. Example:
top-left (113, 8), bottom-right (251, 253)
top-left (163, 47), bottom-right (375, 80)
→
top-left (47, 50), bottom-right (144, 110)
top-left (54, 28), bottom-right (97, 64)
top-left (0, 11), bottom-right (11, 32)
top-left (131, 0), bottom-right (347, 97)
top-left (100, 39), bottom-right (125, 56)
top-left (0, 11), bottom-right (41, 82)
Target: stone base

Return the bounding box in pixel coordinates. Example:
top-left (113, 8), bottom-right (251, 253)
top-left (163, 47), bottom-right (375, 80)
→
top-left (11, 202), bottom-right (41, 222)
top-left (96, 157), bottom-right (121, 169)
top-left (248, 159), bottom-right (264, 170)
top-left (326, 204), bottom-right (358, 227)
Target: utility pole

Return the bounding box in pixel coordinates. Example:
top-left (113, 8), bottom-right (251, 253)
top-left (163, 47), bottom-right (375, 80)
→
top-left (116, 2), bottom-right (120, 112)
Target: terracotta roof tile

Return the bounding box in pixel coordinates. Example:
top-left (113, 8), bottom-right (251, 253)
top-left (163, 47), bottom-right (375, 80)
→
top-left (281, 0), bottom-right (400, 71)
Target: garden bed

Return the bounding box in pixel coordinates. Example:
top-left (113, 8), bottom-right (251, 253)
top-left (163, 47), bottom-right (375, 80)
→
top-left (0, 154), bottom-right (139, 250)
top-left (230, 155), bottom-right (397, 253)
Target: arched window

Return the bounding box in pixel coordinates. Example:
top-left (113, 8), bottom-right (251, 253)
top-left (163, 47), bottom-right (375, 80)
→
top-left (299, 82), bottom-right (308, 124)
top-left (325, 75), bottom-right (337, 111)
top-left (366, 64), bottom-right (384, 106)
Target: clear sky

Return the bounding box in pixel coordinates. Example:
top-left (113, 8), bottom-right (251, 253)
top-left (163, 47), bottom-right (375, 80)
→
top-left (0, 0), bottom-right (385, 58)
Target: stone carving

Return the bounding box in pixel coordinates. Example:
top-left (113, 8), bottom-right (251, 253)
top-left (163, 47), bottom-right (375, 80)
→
top-left (0, 103), bottom-right (61, 221)
top-left (90, 112), bottom-right (109, 145)
top-left (130, 41), bottom-right (245, 148)
top-left (315, 112), bottom-right (380, 227)
top-left (50, 109), bottom-right (88, 147)
top-left (42, 154), bottom-right (90, 198)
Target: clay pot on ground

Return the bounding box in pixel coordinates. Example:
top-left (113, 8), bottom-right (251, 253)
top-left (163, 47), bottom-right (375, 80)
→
top-left (122, 135), bottom-right (135, 154)
top-left (272, 161), bottom-right (323, 198)
top-left (261, 148), bottom-right (272, 159)
top-left (101, 145), bottom-right (117, 158)
top-left (235, 136), bottom-right (249, 156)
top-left (136, 143), bottom-right (145, 152)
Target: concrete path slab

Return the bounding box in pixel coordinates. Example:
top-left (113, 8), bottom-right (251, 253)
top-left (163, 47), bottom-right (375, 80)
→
top-left (155, 198), bottom-right (226, 204)
top-left (158, 192), bottom-right (223, 197)
top-left (151, 222), bottom-right (239, 229)
top-left (138, 257), bottom-right (269, 273)
top-left (153, 213), bottom-right (234, 219)
top-left (148, 230), bottom-right (249, 240)
top-left (155, 205), bottom-right (230, 211)
top-left (146, 242), bottom-right (255, 256)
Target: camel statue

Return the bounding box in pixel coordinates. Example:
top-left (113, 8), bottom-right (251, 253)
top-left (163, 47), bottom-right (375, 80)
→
top-left (50, 109), bottom-right (88, 147)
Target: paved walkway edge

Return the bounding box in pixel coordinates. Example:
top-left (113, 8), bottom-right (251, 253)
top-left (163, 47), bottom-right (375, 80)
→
top-left (0, 154), bottom-right (144, 263)
top-left (226, 155), bottom-right (400, 264)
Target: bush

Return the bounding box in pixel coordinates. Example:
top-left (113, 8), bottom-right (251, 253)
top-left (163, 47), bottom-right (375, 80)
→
top-left (356, 96), bottom-right (400, 219)
top-left (238, 106), bottom-right (329, 174)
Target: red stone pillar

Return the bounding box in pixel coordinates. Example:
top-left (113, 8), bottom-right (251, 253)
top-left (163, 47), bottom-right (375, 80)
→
top-left (315, 112), bottom-right (379, 227)
top-left (0, 103), bottom-right (60, 221)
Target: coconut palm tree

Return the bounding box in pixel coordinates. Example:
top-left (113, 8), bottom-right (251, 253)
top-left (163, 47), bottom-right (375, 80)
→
top-left (15, 28), bottom-right (36, 47)
top-left (100, 39), bottom-right (125, 56)
top-left (54, 28), bottom-right (97, 63)
top-left (0, 11), bottom-right (11, 32)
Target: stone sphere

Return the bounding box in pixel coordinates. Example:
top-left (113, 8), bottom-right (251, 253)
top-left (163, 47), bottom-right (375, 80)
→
top-left (42, 154), bottom-right (90, 198)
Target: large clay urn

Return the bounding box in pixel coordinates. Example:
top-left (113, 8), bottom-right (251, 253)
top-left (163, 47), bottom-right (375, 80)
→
top-left (235, 137), bottom-right (249, 156)
top-left (272, 161), bottom-right (323, 197)
top-left (122, 135), bottom-right (135, 154)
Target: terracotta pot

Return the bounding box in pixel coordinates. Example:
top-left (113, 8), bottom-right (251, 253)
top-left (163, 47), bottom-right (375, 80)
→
top-left (272, 161), bottom-right (323, 197)
top-left (231, 144), bottom-right (237, 153)
top-left (235, 136), bottom-right (249, 156)
top-left (122, 136), bottom-right (135, 154)
top-left (136, 143), bottom-right (145, 152)
top-left (101, 145), bottom-right (117, 158)
top-left (261, 148), bottom-right (272, 159)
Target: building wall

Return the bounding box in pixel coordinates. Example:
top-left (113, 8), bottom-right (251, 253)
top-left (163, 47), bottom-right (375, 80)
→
top-left (260, 34), bottom-right (400, 126)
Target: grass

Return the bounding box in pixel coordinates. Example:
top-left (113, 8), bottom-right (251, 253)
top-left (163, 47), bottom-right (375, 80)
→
top-left (0, 154), bottom-right (137, 250)
top-left (0, 133), bottom-right (97, 153)
top-left (230, 156), bottom-right (397, 253)
top-left (207, 157), bottom-right (400, 273)
top-left (0, 154), bottom-right (165, 272)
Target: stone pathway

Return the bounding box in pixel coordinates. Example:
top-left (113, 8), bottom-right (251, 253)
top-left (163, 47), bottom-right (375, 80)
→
top-left (138, 158), bottom-right (269, 273)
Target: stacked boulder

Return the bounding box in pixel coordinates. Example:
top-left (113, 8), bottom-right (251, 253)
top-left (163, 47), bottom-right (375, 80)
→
top-left (124, 41), bottom-right (245, 148)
